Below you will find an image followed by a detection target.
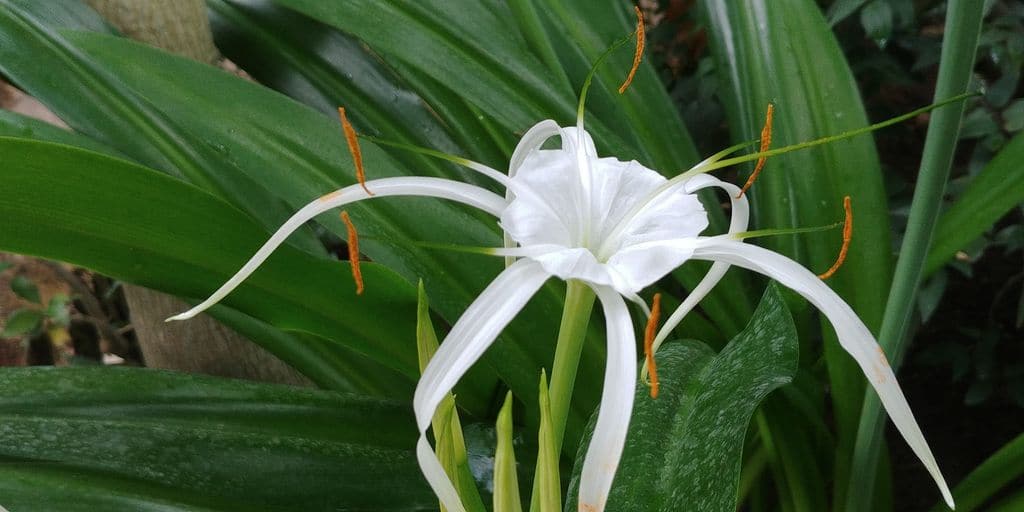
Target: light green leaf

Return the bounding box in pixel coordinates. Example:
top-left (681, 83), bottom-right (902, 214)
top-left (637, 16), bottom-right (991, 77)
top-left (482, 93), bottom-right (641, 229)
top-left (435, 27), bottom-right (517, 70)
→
top-left (494, 391), bottom-right (524, 512)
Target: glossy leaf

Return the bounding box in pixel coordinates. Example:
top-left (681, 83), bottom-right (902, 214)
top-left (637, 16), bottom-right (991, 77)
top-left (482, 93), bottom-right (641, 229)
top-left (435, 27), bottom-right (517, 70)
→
top-left (701, 2), bottom-right (894, 506)
top-left (565, 284), bottom-right (798, 511)
top-left (0, 137), bottom-right (422, 381)
top-left (0, 0), bottom-right (325, 256)
top-left (55, 29), bottom-right (569, 419)
top-left (0, 367), bottom-right (434, 511)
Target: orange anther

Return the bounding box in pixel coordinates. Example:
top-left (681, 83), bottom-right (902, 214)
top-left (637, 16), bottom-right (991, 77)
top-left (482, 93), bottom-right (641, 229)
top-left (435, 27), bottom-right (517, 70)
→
top-left (818, 196), bottom-right (853, 280)
top-left (737, 103), bottom-right (774, 198)
top-left (618, 6), bottom-right (645, 94)
top-left (340, 211), bottom-right (364, 295)
top-left (338, 107), bottom-right (373, 196)
top-left (643, 293), bottom-right (662, 399)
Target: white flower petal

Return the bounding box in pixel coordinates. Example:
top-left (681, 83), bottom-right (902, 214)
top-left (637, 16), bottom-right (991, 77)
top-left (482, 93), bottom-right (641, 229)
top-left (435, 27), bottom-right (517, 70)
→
top-left (604, 238), bottom-right (697, 294)
top-left (654, 175), bottom-right (750, 349)
top-left (691, 237), bottom-right (953, 507)
top-left (578, 285), bottom-right (637, 512)
top-left (413, 259), bottom-right (551, 511)
top-left (508, 120), bottom-right (562, 179)
top-left (166, 177), bottom-right (506, 321)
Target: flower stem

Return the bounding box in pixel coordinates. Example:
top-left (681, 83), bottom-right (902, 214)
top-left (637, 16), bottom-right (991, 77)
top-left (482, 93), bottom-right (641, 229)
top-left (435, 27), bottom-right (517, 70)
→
top-left (844, 2), bottom-right (984, 510)
top-left (547, 280), bottom-right (597, 454)
top-left (529, 280), bottom-right (595, 512)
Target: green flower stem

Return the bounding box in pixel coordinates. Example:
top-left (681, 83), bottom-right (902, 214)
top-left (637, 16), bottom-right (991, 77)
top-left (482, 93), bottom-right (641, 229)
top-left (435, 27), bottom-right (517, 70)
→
top-left (844, 2), bottom-right (984, 510)
top-left (528, 280), bottom-right (595, 511)
top-left (546, 280), bottom-right (597, 454)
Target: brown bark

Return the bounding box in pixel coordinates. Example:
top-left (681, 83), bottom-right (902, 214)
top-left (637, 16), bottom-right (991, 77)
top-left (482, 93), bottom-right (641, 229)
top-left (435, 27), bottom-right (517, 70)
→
top-left (85, 0), bottom-right (220, 63)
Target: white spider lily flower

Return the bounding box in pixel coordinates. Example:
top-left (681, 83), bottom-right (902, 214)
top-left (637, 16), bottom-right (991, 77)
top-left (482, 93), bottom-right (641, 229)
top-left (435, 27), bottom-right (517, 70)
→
top-left (167, 116), bottom-right (951, 511)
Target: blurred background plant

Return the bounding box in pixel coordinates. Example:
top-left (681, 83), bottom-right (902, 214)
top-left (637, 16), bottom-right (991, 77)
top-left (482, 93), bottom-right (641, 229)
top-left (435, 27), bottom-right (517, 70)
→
top-left (0, 0), bottom-right (1020, 511)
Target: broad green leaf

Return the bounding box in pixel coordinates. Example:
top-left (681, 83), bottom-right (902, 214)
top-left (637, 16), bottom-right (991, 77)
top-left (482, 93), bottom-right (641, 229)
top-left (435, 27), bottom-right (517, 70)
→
top-left (702, 3), bottom-right (894, 506)
top-left (0, 367), bottom-right (434, 511)
top-left (565, 284), bottom-right (798, 511)
top-left (0, 108), bottom-right (122, 157)
top-left (0, 0), bottom-right (325, 256)
top-left (2, 308), bottom-right (44, 337)
top-left (50, 27), bottom-right (569, 424)
top-left (926, 130), bottom-right (1024, 275)
top-left (532, 371), bottom-right (561, 512)
top-left (10, 274), bottom-right (41, 304)
top-left (206, 0), bottom-right (486, 191)
top-left (0, 137), bottom-right (422, 381)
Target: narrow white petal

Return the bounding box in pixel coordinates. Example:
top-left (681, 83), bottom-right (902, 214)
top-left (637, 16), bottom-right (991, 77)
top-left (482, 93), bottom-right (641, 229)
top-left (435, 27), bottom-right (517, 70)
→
top-left (417, 436), bottom-right (466, 512)
top-left (691, 237), bottom-right (953, 507)
top-left (578, 286), bottom-right (637, 512)
top-left (508, 120), bottom-right (562, 180)
top-left (413, 259), bottom-right (550, 510)
top-left (166, 177), bottom-right (506, 322)
top-left (505, 119), bottom-right (562, 265)
top-left (653, 175), bottom-right (750, 351)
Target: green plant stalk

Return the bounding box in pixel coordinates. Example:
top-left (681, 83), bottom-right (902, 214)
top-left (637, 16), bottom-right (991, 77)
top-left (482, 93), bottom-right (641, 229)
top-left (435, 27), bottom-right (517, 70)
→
top-left (844, 2), bottom-right (984, 510)
top-left (546, 280), bottom-right (597, 454)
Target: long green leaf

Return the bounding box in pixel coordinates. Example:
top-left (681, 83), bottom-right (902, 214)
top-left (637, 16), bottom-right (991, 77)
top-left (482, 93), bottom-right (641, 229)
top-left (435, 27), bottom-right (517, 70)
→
top-left (926, 130), bottom-right (1024, 275)
top-left (0, 367), bottom-right (433, 511)
top-left (0, 0), bottom-right (324, 255)
top-left (0, 137), bottom-right (421, 380)
top-left (701, 2), bottom-right (895, 506)
top-left (847, 1), bottom-right (984, 509)
top-left (928, 432), bottom-right (1024, 512)
top-left (565, 284), bottom-right (798, 511)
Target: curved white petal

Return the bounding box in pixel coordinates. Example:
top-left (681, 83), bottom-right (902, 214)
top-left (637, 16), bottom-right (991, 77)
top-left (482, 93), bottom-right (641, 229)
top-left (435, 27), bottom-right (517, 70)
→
top-left (167, 177), bottom-right (506, 321)
top-left (413, 259), bottom-right (551, 512)
top-left (653, 175), bottom-right (750, 352)
top-left (508, 120), bottom-right (562, 180)
top-left (578, 285), bottom-right (637, 512)
top-left (691, 237), bottom-right (954, 507)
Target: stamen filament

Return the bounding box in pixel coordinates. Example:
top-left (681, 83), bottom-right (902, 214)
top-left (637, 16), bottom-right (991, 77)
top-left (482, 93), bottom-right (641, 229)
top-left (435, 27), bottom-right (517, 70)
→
top-left (733, 221), bottom-right (843, 240)
top-left (677, 92), bottom-right (976, 182)
top-left (576, 18), bottom-right (642, 126)
top-left (338, 107), bottom-right (373, 196)
top-left (617, 6), bottom-right (645, 94)
top-left (643, 293), bottom-right (662, 399)
top-left (358, 134), bottom-right (510, 187)
top-left (340, 210), bottom-right (364, 294)
top-left (737, 103), bottom-right (774, 198)
top-left (818, 196), bottom-right (853, 280)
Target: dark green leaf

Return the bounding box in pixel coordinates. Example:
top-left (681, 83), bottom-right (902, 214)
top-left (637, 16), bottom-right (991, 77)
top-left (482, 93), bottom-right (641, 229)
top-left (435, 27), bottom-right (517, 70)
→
top-left (0, 0), bottom-right (325, 256)
top-left (566, 284), bottom-right (798, 511)
top-left (2, 308), bottom-right (44, 337)
top-left (860, 0), bottom-right (894, 43)
top-left (0, 367), bottom-right (434, 511)
top-left (0, 137), bottom-right (421, 381)
top-left (10, 274), bottom-right (41, 304)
